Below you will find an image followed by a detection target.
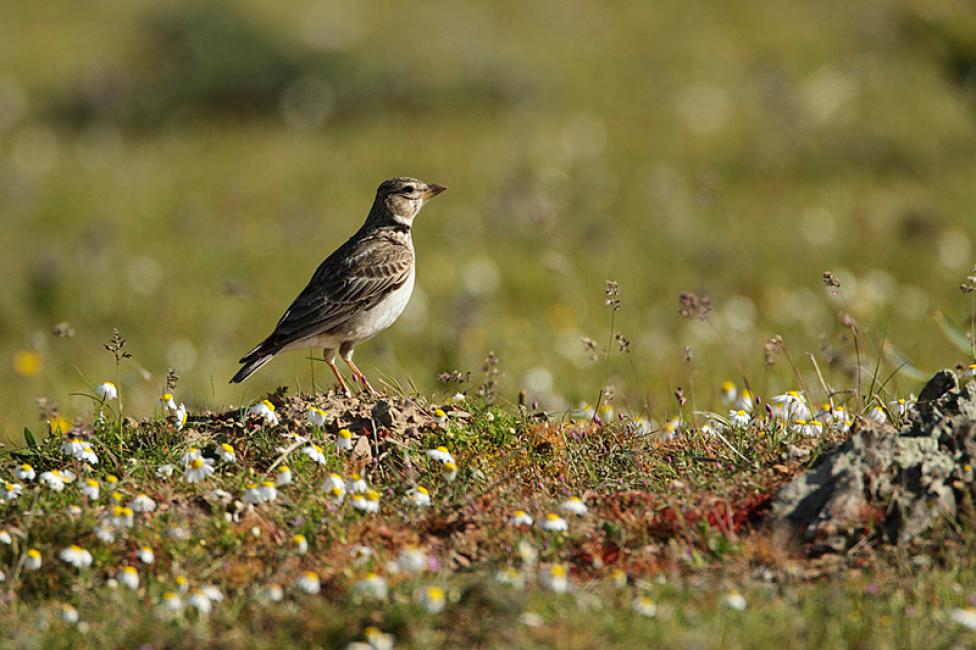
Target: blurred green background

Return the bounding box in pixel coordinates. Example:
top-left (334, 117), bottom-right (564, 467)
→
top-left (2, 0), bottom-right (975, 440)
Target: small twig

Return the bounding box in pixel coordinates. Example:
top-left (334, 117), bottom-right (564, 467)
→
top-left (267, 439), bottom-right (304, 473)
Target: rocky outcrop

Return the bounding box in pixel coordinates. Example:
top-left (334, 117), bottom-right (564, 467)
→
top-left (770, 370), bottom-right (976, 553)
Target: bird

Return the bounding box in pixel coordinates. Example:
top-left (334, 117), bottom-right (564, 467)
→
top-left (230, 176), bottom-right (447, 394)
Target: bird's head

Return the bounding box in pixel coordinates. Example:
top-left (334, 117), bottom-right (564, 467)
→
top-left (374, 176), bottom-right (447, 226)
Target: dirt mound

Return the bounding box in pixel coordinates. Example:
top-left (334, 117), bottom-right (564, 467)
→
top-left (770, 369), bottom-right (976, 553)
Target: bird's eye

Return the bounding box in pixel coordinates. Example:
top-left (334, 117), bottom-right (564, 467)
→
top-left (402, 185), bottom-right (415, 194)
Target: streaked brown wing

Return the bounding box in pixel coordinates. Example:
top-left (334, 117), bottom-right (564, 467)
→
top-left (251, 231), bottom-right (413, 356)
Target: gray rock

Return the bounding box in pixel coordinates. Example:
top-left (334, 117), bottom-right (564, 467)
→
top-left (770, 369), bottom-right (976, 553)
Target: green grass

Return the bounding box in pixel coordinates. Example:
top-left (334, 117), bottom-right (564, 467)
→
top-left (2, 382), bottom-right (976, 648)
top-left (3, 1), bottom-right (976, 646)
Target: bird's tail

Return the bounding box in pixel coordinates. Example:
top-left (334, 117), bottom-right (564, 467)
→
top-left (229, 353), bottom-right (274, 384)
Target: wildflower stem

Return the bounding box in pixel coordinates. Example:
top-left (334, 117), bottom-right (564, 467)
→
top-left (593, 308), bottom-right (616, 422)
top-left (805, 353), bottom-right (833, 407)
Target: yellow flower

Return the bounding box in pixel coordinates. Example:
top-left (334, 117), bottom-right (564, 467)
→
top-left (12, 350), bottom-right (42, 377)
top-left (48, 416), bottom-right (72, 435)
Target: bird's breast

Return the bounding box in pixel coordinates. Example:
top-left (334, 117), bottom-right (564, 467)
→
top-left (341, 269), bottom-right (415, 342)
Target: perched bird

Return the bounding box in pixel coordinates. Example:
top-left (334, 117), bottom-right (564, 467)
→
top-left (230, 177), bottom-right (447, 394)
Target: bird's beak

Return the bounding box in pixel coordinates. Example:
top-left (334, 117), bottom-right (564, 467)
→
top-left (423, 183), bottom-right (447, 200)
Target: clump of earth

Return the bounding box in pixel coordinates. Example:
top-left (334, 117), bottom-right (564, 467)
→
top-left (771, 369), bottom-right (976, 553)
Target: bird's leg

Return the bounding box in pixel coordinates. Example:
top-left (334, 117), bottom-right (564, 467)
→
top-left (340, 343), bottom-right (376, 396)
top-left (324, 347), bottom-right (351, 397)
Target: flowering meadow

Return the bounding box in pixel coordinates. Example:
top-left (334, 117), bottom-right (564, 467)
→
top-left (4, 362), bottom-right (976, 648)
top-left (4, 0), bottom-right (976, 646)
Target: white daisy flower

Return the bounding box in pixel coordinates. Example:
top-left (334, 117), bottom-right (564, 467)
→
top-left (791, 419), bottom-right (824, 437)
top-left (629, 415), bottom-right (654, 435)
top-left (292, 534), bottom-right (308, 555)
top-left (353, 573), bottom-right (388, 600)
top-left (275, 465), bottom-right (292, 486)
top-left (729, 409), bottom-right (751, 428)
top-left (265, 584), bottom-right (284, 602)
top-left (351, 545), bottom-right (374, 565)
top-left (184, 457), bottom-right (215, 483)
top-left (119, 566), bottom-right (139, 590)
top-left (181, 447), bottom-right (203, 468)
top-left (159, 592), bottom-right (183, 613)
top-left (112, 505), bottom-right (134, 528)
top-left (398, 546), bottom-right (427, 573)
top-left (868, 405), bottom-right (888, 423)
top-left (174, 403), bottom-right (188, 431)
top-left (324, 474), bottom-right (347, 504)
top-left (215, 443), bottom-right (236, 463)
top-left (560, 497), bottom-right (588, 517)
top-left (724, 591), bottom-right (747, 611)
top-left (441, 461), bottom-right (458, 482)
top-left (14, 463), bottom-right (35, 481)
top-left (416, 585), bottom-right (446, 613)
top-left (426, 446), bottom-right (455, 464)
top-left (405, 486), bottom-right (431, 507)
top-left (610, 568), bottom-right (628, 588)
top-left (60, 604), bottom-right (79, 624)
top-left (352, 489), bottom-right (381, 514)
top-left (735, 389), bottom-right (755, 413)
top-left (364, 627), bottom-right (395, 650)
top-left (772, 391), bottom-right (811, 421)
top-left (249, 400), bottom-right (279, 426)
top-left (336, 428), bottom-right (354, 452)
top-left (130, 494), bottom-right (156, 513)
top-left (950, 607), bottom-right (976, 630)
top-left (888, 397), bottom-right (916, 418)
top-left (78, 444), bottom-right (99, 465)
top-left (160, 393), bottom-right (178, 412)
top-left (59, 545), bottom-right (93, 569)
top-left (432, 408), bottom-right (448, 426)
top-left (295, 571), bottom-right (321, 595)
top-left (174, 575), bottom-right (190, 593)
top-left (510, 510), bottom-right (533, 526)
top-left (202, 585), bottom-right (222, 602)
top-left (3, 482), bottom-right (22, 501)
top-left (137, 546), bottom-right (155, 564)
top-left (96, 381), bottom-right (118, 401)
top-left (540, 564), bottom-right (569, 593)
top-left (346, 473), bottom-right (367, 494)
top-left (39, 470), bottom-right (67, 491)
top-left (0, 530), bottom-right (11, 545)
top-left (574, 402), bottom-right (596, 420)
top-left (495, 567), bottom-right (526, 589)
top-left (302, 444), bottom-right (327, 465)
top-left (61, 437), bottom-right (86, 458)
top-left (720, 380), bottom-right (737, 406)
top-left (24, 548), bottom-right (42, 571)
top-left (632, 595), bottom-right (657, 617)
top-left (81, 478), bottom-right (100, 500)
top-left (242, 484), bottom-right (265, 505)
top-left (259, 480), bottom-right (278, 503)
top-left (307, 407), bottom-right (329, 428)
top-left (540, 513), bottom-right (568, 532)
top-left (363, 489), bottom-right (381, 513)
top-left (188, 589), bottom-right (212, 616)
top-left (156, 464), bottom-right (175, 479)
